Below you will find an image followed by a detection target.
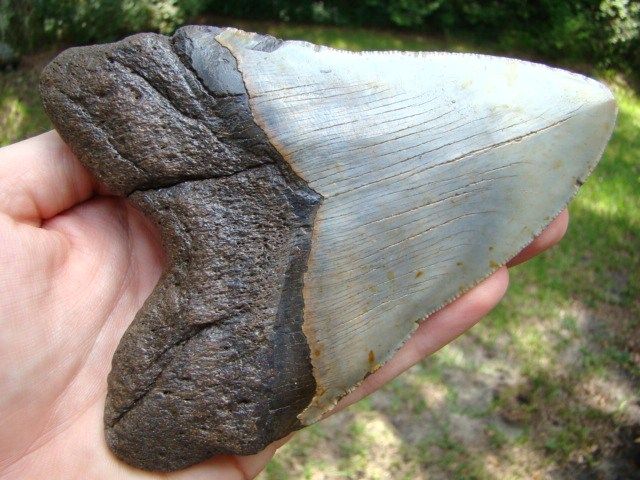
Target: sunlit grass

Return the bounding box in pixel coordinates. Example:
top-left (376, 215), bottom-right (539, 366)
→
top-left (0, 65), bottom-right (51, 146)
top-left (214, 19), bottom-right (453, 52)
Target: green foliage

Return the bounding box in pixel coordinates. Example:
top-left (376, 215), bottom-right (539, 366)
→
top-left (1, 1), bottom-right (639, 77)
top-left (203, 0), bottom-right (640, 78)
top-left (376, 0), bottom-right (443, 28)
top-left (0, 0), bottom-right (209, 52)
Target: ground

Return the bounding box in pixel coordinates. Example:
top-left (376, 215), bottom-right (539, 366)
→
top-left (1, 20), bottom-right (638, 480)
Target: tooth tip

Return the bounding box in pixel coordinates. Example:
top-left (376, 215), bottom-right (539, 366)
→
top-left (584, 80), bottom-right (618, 144)
top-left (592, 82), bottom-right (616, 108)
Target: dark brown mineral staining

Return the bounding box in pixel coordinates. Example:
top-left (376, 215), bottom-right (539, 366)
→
top-left (40, 25), bottom-right (321, 471)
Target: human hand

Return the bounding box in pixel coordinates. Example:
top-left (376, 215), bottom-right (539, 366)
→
top-left (0, 131), bottom-right (568, 479)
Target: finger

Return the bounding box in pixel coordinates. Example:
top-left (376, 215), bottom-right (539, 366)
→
top-left (187, 271), bottom-right (508, 476)
top-left (168, 210), bottom-right (558, 474)
top-left (157, 434), bottom-right (294, 480)
top-left (234, 434), bottom-right (294, 479)
top-left (507, 209), bottom-right (569, 267)
top-left (0, 131), bottom-right (97, 225)
top-left (121, 255), bottom-right (508, 478)
top-left (331, 267), bottom-right (510, 415)
top-left (156, 457), bottom-right (246, 480)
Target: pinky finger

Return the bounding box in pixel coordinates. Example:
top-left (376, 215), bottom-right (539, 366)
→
top-left (507, 209), bottom-right (569, 268)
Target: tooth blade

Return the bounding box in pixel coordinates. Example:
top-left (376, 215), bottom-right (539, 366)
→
top-left (218, 30), bottom-right (617, 423)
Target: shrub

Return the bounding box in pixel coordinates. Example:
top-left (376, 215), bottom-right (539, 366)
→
top-left (0, 0), bottom-right (638, 77)
top-left (0, 0), bottom-right (209, 52)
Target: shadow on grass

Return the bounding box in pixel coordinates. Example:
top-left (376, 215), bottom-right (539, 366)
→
top-left (267, 308), bottom-right (639, 479)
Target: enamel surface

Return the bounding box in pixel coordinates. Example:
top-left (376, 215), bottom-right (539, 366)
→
top-left (217, 29), bottom-right (617, 424)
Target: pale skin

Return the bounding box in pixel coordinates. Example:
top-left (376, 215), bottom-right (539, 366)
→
top-left (0, 131), bottom-right (569, 479)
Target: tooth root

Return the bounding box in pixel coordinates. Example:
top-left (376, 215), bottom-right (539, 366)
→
top-left (40, 26), bottom-right (322, 471)
top-left (217, 29), bottom-right (617, 424)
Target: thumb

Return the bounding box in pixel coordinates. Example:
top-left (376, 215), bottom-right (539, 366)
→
top-left (0, 131), bottom-right (97, 226)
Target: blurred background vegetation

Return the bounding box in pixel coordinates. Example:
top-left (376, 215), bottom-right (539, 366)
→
top-left (1, 1), bottom-right (638, 479)
top-left (1, 0), bottom-right (640, 79)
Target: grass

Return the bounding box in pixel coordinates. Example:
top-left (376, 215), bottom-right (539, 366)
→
top-left (2, 19), bottom-right (638, 480)
top-left (0, 53), bottom-right (52, 146)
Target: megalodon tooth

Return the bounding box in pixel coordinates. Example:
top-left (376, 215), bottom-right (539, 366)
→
top-left (39, 25), bottom-right (616, 471)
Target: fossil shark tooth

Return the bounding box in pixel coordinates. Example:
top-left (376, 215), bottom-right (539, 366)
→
top-left (39, 25), bottom-right (616, 471)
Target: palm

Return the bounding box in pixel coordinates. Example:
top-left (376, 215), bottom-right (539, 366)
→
top-left (0, 132), bottom-right (567, 479)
